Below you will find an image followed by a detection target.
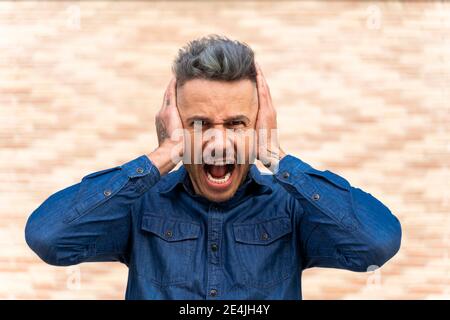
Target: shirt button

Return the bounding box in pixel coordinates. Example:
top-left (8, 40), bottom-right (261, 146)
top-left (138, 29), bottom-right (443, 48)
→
top-left (261, 232), bottom-right (270, 241)
top-left (165, 230), bottom-right (173, 238)
top-left (211, 243), bottom-right (218, 252)
top-left (312, 193), bottom-right (320, 201)
top-left (136, 167), bottom-right (144, 174)
top-left (209, 289), bottom-right (218, 297)
top-left (103, 190), bottom-right (112, 197)
top-left (282, 172), bottom-right (290, 179)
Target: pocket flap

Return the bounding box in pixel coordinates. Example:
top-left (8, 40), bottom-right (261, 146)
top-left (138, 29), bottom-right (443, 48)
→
top-left (233, 217), bottom-right (292, 245)
top-left (306, 168), bottom-right (350, 191)
top-left (141, 214), bottom-right (200, 242)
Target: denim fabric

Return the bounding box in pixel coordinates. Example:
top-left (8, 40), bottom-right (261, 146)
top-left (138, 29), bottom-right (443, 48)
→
top-left (25, 154), bottom-right (402, 299)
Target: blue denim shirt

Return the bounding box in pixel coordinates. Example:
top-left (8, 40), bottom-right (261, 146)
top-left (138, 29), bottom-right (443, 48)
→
top-left (25, 154), bottom-right (401, 299)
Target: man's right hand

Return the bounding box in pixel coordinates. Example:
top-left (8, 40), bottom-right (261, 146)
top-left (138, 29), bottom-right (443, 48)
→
top-left (147, 77), bottom-right (184, 176)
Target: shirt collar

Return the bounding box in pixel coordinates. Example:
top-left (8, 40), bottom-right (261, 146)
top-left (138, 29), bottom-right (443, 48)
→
top-left (157, 164), bottom-right (272, 196)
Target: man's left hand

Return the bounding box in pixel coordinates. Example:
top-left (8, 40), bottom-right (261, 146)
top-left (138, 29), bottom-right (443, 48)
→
top-left (255, 62), bottom-right (286, 172)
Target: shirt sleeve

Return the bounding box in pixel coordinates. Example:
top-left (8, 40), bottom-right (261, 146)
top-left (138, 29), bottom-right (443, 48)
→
top-left (275, 155), bottom-right (402, 272)
top-left (25, 155), bottom-right (160, 266)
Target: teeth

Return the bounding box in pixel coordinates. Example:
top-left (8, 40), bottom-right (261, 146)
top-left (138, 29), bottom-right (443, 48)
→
top-left (206, 161), bottom-right (235, 166)
top-left (204, 159), bottom-right (236, 166)
top-left (206, 171), bottom-right (231, 184)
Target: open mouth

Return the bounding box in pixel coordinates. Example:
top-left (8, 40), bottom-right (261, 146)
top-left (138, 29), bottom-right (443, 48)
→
top-left (203, 163), bottom-right (236, 188)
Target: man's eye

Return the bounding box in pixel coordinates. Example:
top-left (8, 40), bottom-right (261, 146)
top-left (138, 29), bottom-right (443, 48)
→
top-left (229, 120), bottom-right (245, 127)
top-left (191, 120), bottom-right (207, 127)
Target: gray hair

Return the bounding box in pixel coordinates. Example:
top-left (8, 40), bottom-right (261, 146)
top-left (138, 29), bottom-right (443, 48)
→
top-left (172, 34), bottom-right (257, 88)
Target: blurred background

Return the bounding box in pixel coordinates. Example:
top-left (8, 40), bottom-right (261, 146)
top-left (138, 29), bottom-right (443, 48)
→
top-left (0, 0), bottom-right (449, 299)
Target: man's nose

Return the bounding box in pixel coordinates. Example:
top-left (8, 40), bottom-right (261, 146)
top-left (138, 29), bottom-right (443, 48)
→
top-left (203, 128), bottom-right (235, 161)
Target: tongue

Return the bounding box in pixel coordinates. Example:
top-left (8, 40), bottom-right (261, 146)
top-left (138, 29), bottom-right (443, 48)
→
top-left (209, 165), bottom-right (227, 178)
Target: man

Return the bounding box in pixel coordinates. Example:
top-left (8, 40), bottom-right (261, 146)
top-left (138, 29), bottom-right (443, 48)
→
top-left (25, 35), bottom-right (401, 300)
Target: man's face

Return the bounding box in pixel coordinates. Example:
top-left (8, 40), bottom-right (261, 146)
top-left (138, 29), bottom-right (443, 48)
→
top-left (177, 78), bottom-right (258, 203)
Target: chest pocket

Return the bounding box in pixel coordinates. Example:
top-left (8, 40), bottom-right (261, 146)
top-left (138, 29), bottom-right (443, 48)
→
top-left (139, 214), bottom-right (201, 286)
top-left (233, 217), bottom-right (294, 289)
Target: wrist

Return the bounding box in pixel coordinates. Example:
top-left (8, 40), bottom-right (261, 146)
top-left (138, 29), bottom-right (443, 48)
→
top-left (147, 140), bottom-right (183, 176)
top-left (260, 147), bottom-right (286, 173)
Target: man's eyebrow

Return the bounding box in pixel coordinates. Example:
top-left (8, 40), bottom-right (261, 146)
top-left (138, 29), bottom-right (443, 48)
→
top-left (186, 115), bottom-right (250, 124)
top-left (223, 115), bottom-right (250, 123)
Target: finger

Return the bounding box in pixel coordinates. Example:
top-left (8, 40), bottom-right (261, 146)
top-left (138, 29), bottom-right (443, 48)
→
top-left (255, 62), bottom-right (269, 97)
top-left (255, 62), bottom-right (274, 112)
top-left (255, 61), bottom-right (263, 77)
top-left (256, 62), bottom-right (270, 94)
top-left (161, 87), bottom-right (169, 112)
top-left (255, 63), bottom-right (270, 111)
top-left (257, 63), bottom-right (273, 101)
top-left (167, 77), bottom-right (177, 107)
top-left (162, 77), bottom-right (175, 109)
top-left (167, 77), bottom-right (183, 124)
